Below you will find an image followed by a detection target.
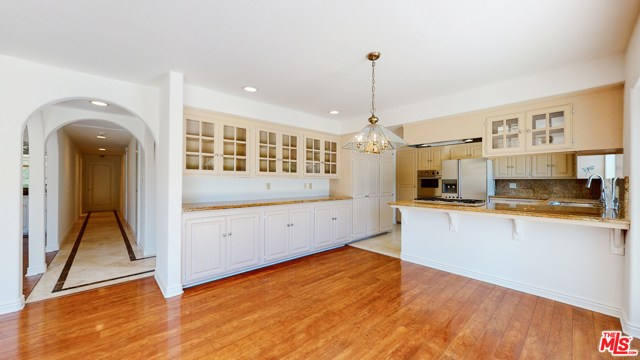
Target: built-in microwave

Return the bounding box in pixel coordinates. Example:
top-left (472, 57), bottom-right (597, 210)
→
top-left (417, 170), bottom-right (442, 197)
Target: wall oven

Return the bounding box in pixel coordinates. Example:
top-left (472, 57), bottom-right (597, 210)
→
top-left (417, 170), bottom-right (442, 197)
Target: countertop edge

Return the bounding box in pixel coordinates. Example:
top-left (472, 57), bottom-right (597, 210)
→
top-left (183, 196), bottom-right (353, 212)
top-left (390, 202), bottom-right (630, 229)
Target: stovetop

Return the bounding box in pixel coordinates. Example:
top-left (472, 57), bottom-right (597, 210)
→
top-left (413, 197), bottom-right (486, 207)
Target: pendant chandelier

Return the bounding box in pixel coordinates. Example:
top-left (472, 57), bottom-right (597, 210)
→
top-left (342, 52), bottom-right (408, 154)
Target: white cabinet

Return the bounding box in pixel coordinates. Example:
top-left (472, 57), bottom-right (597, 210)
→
top-left (184, 216), bottom-right (227, 284)
top-left (264, 208), bottom-right (312, 262)
top-left (493, 156), bottom-right (531, 179)
top-left (183, 212), bottom-right (259, 284)
top-left (304, 136), bottom-right (340, 177)
top-left (256, 128), bottom-right (301, 176)
top-left (314, 202), bottom-right (351, 249)
top-left (352, 153), bottom-right (394, 240)
top-left (494, 154), bottom-right (574, 179)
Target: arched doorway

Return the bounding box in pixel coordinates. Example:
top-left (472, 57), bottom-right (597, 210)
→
top-left (21, 99), bottom-right (158, 301)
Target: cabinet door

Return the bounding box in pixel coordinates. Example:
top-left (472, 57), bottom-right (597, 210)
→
top-left (397, 149), bottom-right (417, 187)
top-left (552, 154), bottom-right (574, 178)
top-left (379, 157), bottom-right (394, 196)
top-left (431, 148), bottom-right (443, 169)
top-left (365, 157), bottom-right (379, 196)
top-left (449, 145), bottom-right (470, 160)
top-left (323, 140), bottom-right (338, 176)
top-left (493, 157), bottom-right (510, 178)
top-left (512, 156), bottom-right (530, 178)
top-left (184, 217), bottom-right (226, 283)
top-left (351, 156), bottom-right (366, 198)
top-left (290, 208), bottom-right (313, 255)
top-left (227, 213), bottom-right (260, 272)
top-left (264, 210), bottom-right (290, 262)
top-left (257, 129), bottom-right (279, 175)
top-left (314, 206), bottom-right (334, 249)
top-left (418, 148), bottom-right (430, 170)
top-left (184, 117), bottom-right (219, 174)
top-left (221, 123), bottom-right (250, 175)
top-left (485, 113), bottom-right (525, 155)
top-left (365, 196), bottom-right (380, 236)
top-left (352, 197), bottom-right (366, 240)
top-left (334, 205), bottom-right (351, 244)
top-left (531, 155), bottom-right (552, 178)
top-left (525, 105), bottom-right (572, 151)
top-left (305, 137), bottom-right (322, 175)
top-left (379, 195), bottom-right (394, 232)
top-left (281, 133), bottom-right (300, 175)
top-left (469, 144), bottom-right (483, 159)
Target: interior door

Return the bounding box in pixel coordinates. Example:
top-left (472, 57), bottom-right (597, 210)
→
top-left (290, 208), bottom-right (312, 255)
top-left (86, 158), bottom-right (118, 212)
top-left (227, 213), bottom-right (260, 272)
top-left (264, 210), bottom-right (290, 262)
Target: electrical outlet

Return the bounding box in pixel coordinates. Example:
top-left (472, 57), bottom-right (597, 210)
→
top-left (304, 183), bottom-right (307, 189)
top-left (309, 183), bottom-right (312, 190)
top-left (266, 183), bottom-right (271, 190)
top-left (510, 183), bottom-right (517, 189)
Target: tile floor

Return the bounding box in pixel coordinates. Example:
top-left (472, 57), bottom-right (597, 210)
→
top-left (26, 211), bottom-right (155, 303)
top-left (348, 224), bottom-right (401, 258)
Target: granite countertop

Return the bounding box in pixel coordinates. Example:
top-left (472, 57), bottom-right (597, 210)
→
top-left (489, 195), bottom-right (549, 200)
top-left (183, 195), bottom-right (353, 212)
top-left (390, 199), bottom-right (629, 228)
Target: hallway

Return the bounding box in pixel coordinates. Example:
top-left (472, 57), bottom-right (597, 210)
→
top-left (27, 211), bottom-right (155, 303)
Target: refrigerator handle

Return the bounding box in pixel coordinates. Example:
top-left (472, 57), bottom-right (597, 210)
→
top-left (457, 160), bottom-right (462, 199)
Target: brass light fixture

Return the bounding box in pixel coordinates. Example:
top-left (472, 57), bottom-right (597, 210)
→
top-left (342, 52), bottom-right (408, 154)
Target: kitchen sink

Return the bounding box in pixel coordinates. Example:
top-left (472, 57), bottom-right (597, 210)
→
top-left (546, 201), bottom-right (600, 208)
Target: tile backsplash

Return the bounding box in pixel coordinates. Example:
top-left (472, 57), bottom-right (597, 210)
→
top-left (495, 179), bottom-right (604, 199)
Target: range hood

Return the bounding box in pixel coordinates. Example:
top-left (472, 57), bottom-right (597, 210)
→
top-left (412, 137), bottom-right (482, 148)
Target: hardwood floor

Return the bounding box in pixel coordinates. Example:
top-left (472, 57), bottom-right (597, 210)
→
top-left (22, 236), bottom-right (57, 298)
top-left (3, 246), bottom-right (638, 359)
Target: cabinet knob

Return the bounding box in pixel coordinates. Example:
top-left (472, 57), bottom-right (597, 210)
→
top-left (222, 233), bottom-right (226, 237)
top-left (527, 129), bottom-right (532, 133)
top-left (291, 223), bottom-right (294, 227)
top-left (228, 232), bottom-right (232, 236)
top-left (287, 224), bottom-right (290, 227)
top-left (518, 130), bottom-right (523, 134)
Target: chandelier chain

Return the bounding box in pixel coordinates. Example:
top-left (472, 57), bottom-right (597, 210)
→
top-left (371, 61), bottom-right (376, 115)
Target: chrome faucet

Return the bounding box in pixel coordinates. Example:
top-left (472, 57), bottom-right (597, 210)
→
top-left (612, 177), bottom-right (620, 210)
top-left (586, 174), bottom-right (607, 209)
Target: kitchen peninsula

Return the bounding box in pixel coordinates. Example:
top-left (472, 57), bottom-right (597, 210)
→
top-left (391, 199), bottom-right (629, 318)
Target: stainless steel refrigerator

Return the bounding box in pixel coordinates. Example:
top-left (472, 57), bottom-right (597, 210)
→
top-left (441, 158), bottom-right (495, 201)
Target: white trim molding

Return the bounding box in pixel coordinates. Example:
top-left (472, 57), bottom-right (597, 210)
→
top-left (621, 311), bottom-right (640, 338)
top-left (609, 229), bottom-right (625, 255)
top-left (154, 273), bottom-right (184, 299)
top-left (0, 295), bottom-right (25, 316)
top-left (25, 265), bottom-right (47, 277)
top-left (446, 212), bottom-right (458, 232)
top-left (513, 219), bottom-right (523, 241)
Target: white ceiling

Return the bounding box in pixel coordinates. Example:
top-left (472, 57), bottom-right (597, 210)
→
top-left (62, 120), bottom-right (133, 156)
top-left (57, 99), bottom-right (135, 116)
top-left (1, 1), bottom-right (639, 123)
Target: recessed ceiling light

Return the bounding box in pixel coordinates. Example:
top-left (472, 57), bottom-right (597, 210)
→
top-left (98, 148), bottom-right (106, 151)
top-left (329, 110), bottom-right (340, 115)
top-left (242, 86), bottom-right (258, 92)
top-left (89, 100), bottom-right (109, 107)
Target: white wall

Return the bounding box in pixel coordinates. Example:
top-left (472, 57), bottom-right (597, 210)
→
top-left (184, 85), bottom-right (341, 135)
top-left (45, 133), bottom-right (59, 252)
top-left (342, 54), bottom-right (625, 133)
top-left (182, 178), bottom-right (330, 203)
top-left (125, 137), bottom-right (137, 236)
top-left (56, 128), bottom-right (78, 245)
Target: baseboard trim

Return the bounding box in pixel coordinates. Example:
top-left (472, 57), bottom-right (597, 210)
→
top-left (401, 254), bottom-right (622, 319)
top-left (0, 295), bottom-right (25, 315)
top-left (25, 264), bottom-right (47, 277)
top-left (45, 244), bottom-right (59, 252)
top-left (154, 273), bottom-right (183, 298)
top-left (621, 311), bottom-right (640, 338)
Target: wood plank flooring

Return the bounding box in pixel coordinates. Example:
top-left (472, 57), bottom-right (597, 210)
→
top-left (22, 236), bottom-right (57, 298)
top-left (2, 246), bottom-right (638, 359)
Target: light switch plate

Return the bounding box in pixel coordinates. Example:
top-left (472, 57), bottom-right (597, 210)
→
top-left (510, 183), bottom-right (517, 189)
top-left (304, 183), bottom-right (307, 189)
top-left (266, 183), bottom-right (271, 190)
top-left (309, 183), bottom-right (312, 189)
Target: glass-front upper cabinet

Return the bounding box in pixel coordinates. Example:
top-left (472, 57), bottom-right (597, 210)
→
top-left (305, 137), bottom-right (322, 175)
top-left (256, 128), bottom-right (300, 176)
top-left (484, 113), bottom-right (525, 155)
top-left (323, 140), bottom-right (338, 175)
top-left (525, 105), bottom-right (572, 151)
top-left (305, 136), bottom-right (339, 177)
top-left (184, 110), bottom-right (252, 175)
